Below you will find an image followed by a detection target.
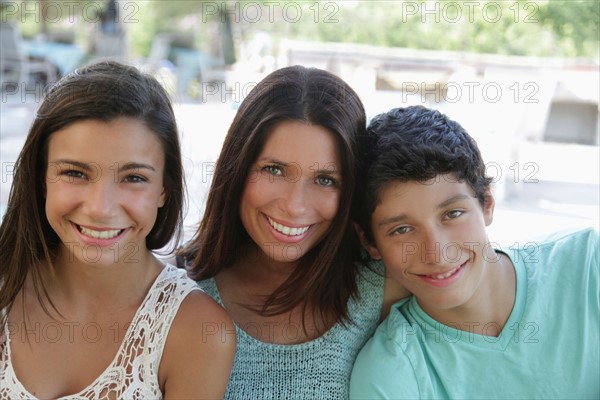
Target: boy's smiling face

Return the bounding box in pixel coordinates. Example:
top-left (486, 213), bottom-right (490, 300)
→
top-left (363, 174), bottom-right (497, 320)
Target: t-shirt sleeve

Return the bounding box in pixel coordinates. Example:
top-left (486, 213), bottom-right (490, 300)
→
top-left (350, 320), bottom-right (420, 399)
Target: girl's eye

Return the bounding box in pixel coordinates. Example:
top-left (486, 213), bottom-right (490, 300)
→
top-left (123, 175), bottom-right (147, 183)
top-left (263, 165), bottom-right (283, 176)
top-left (391, 226), bottom-right (412, 235)
top-left (62, 170), bottom-right (87, 180)
top-left (316, 175), bottom-right (336, 187)
top-left (445, 210), bottom-right (464, 220)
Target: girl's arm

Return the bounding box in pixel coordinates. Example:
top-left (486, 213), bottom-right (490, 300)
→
top-left (159, 291), bottom-right (236, 399)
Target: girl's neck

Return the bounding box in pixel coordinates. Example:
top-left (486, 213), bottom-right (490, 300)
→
top-left (42, 246), bottom-right (163, 316)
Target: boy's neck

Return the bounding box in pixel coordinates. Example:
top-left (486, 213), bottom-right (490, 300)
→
top-left (419, 252), bottom-right (516, 337)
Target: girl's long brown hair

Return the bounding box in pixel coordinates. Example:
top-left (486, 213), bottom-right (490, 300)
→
top-left (0, 61), bottom-right (184, 325)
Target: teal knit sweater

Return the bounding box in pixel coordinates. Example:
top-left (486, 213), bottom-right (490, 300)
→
top-left (198, 262), bottom-right (384, 399)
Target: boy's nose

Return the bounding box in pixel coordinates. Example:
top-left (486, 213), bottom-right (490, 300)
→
top-left (421, 229), bottom-right (444, 265)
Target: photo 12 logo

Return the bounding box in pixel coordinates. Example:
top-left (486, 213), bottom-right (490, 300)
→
top-left (201, 1), bottom-right (339, 23)
top-left (1, 1), bottom-right (139, 24)
top-left (400, 1), bottom-right (539, 24)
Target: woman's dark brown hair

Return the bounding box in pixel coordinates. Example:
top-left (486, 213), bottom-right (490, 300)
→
top-left (180, 65), bottom-right (366, 328)
top-left (0, 60), bottom-right (184, 322)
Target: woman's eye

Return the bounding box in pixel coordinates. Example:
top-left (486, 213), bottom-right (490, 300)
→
top-left (316, 176), bottom-right (336, 187)
top-left (263, 165), bottom-right (283, 176)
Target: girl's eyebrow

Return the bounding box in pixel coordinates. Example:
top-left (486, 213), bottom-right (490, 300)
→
top-left (49, 159), bottom-right (93, 171)
top-left (49, 160), bottom-right (156, 172)
top-left (118, 162), bottom-right (156, 172)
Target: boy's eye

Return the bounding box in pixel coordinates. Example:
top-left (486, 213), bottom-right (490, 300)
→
top-left (445, 210), bottom-right (464, 220)
top-left (391, 226), bottom-right (412, 235)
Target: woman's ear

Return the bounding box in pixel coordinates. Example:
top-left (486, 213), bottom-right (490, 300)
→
top-left (353, 222), bottom-right (382, 260)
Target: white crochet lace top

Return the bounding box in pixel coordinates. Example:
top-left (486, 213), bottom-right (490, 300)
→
top-left (0, 264), bottom-right (200, 399)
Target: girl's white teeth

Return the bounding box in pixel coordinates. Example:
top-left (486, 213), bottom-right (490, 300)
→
top-left (267, 217), bottom-right (309, 236)
top-left (430, 266), bottom-right (459, 280)
top-left (79, 226), bottom-right (122, 239)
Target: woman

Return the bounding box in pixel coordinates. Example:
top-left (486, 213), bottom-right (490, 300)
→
top-left (180, 65), bottom-right (407, 399)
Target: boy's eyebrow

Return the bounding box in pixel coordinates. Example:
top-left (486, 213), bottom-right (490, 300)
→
top-left (377, 194), bottom-right (473, 227)
top-left (437, 194), bottom-right (472, 209)
top-left (378, 214), bottom-right (408, 227)
top-left (49, 160), bottom-right (156, 172)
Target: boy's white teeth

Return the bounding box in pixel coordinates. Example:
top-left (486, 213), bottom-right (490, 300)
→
top-left (267, 217), bottom-right (309, 236)
top-left (79, 226), bottom-right (122, 239)
top-left (430, 266), bottom-right (459, 280)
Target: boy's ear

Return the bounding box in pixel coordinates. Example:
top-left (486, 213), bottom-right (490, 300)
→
top-left (353, 222), bottom-right (382, 260)
top-left (483, 186), bottom-right (495, 226)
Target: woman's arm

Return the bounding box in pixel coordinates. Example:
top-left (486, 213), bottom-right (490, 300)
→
top-left (160, 291), bottom-right (236, 399)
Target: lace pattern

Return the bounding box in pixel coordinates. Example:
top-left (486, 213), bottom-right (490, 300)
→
top-left (0, 264), bottom-right (200, 399)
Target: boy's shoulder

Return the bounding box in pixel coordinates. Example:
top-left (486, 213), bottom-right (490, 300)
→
top-left (506, 227), bottom-right (598, 259)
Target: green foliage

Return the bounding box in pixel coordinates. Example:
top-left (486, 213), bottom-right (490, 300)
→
top-left (284, 0), bottom-right (598, 58)
top-left (4, 1), bottom-right (596, 59)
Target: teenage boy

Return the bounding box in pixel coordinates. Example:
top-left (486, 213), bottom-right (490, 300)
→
top-left (350, 106), bottom-right (599, 399)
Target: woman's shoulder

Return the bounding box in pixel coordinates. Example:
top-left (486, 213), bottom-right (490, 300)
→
top-left (355, 260), bottom-right (385, 292)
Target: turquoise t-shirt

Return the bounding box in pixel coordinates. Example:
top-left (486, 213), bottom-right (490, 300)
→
top-left (350, 228), bottom-right (599, 399)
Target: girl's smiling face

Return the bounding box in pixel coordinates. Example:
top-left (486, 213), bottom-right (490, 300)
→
top-left (239, 120), bottom-right (342, 265)
top-left (45, 117), bottom-right (166, 267)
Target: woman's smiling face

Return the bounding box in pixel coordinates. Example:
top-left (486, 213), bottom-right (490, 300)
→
top-left (239, 120), bottom-right (342, 265)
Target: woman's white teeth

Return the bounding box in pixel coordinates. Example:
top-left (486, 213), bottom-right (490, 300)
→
top-left (267, 217), bottom-right (309, 236)
top-left (79, 226), bottom-right (122, 239)
top-left (431, 266), bottom-right (459, 280)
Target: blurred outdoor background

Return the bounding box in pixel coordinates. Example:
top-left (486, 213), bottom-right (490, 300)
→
top-left (1, 0), bottom-right (598, 248)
